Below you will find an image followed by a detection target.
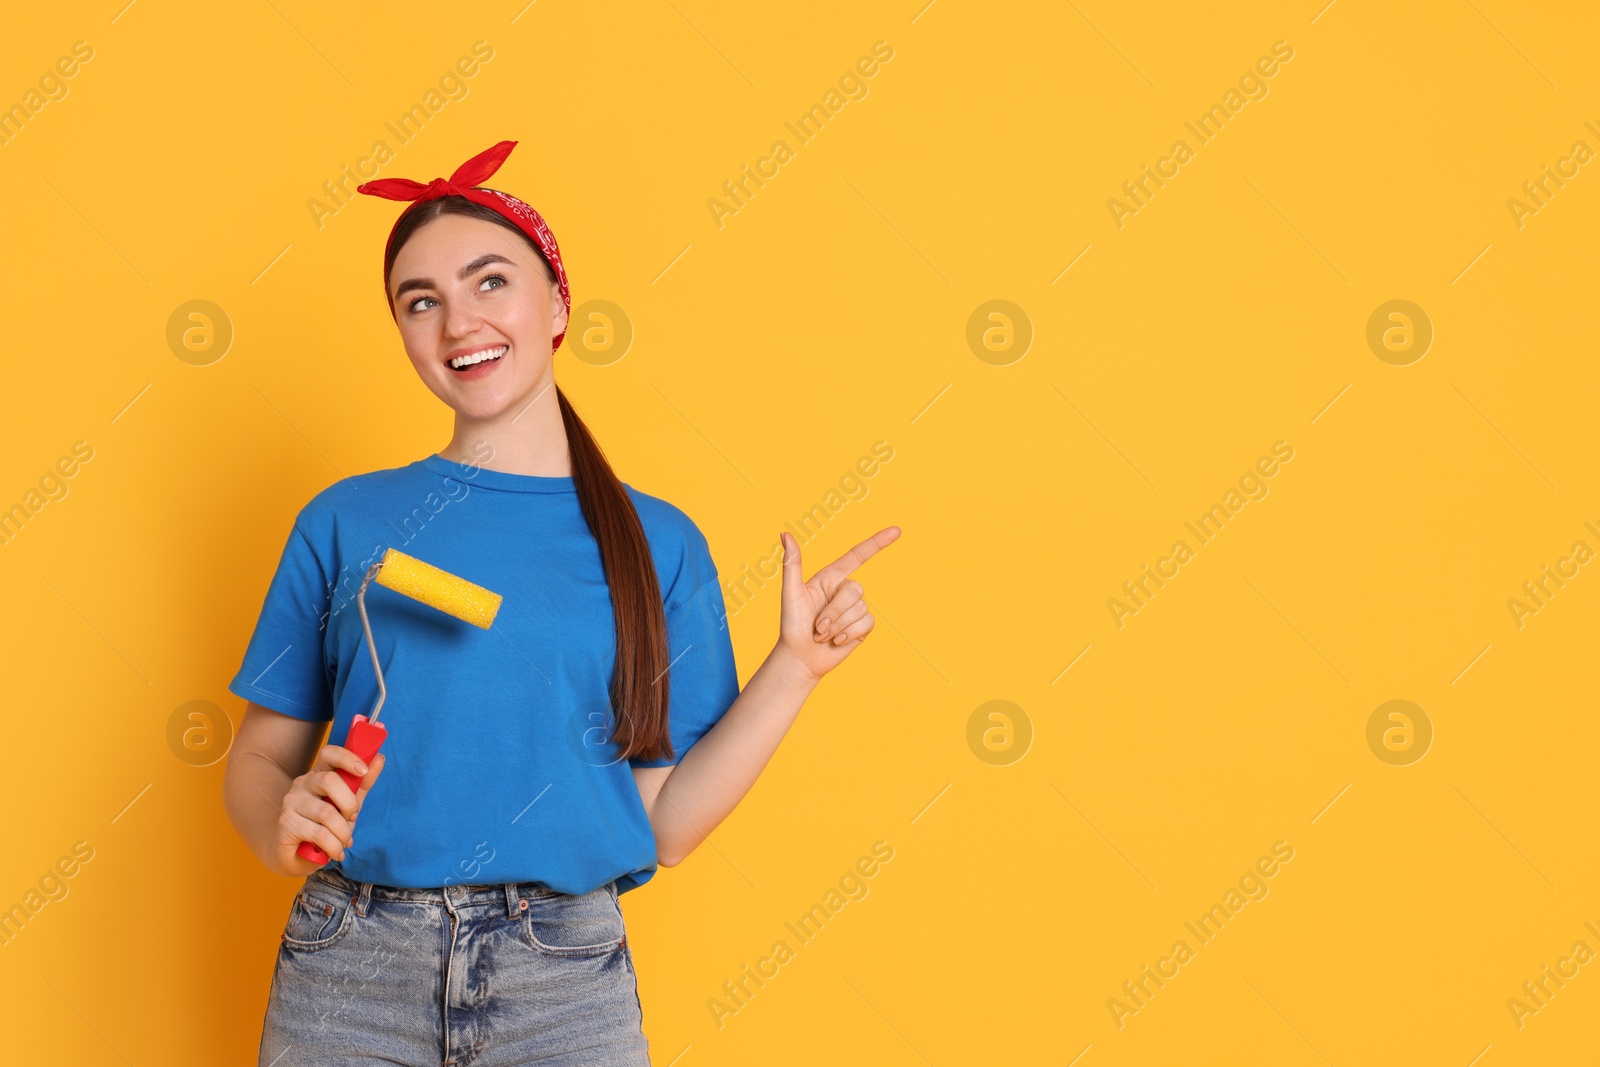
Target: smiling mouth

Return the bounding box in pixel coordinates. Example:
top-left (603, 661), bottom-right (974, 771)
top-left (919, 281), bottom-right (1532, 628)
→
top-left (448, 345), bottom-right (508, 371)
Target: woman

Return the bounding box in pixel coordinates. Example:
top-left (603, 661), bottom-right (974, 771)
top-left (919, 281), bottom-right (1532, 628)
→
top-left (221, 140), bottom-right (900, 1066)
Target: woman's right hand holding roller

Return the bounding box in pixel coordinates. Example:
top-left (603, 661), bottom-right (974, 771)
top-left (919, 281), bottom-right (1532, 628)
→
top-left (274, 746), bottom-right (386, 876)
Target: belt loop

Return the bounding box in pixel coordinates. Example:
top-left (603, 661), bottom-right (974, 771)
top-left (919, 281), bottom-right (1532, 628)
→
top-left (504, 882), bottom-right (520, 919)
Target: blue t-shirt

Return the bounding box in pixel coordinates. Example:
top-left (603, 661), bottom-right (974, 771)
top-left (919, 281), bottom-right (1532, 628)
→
top-left (227, 452), bottom-right (739, 896)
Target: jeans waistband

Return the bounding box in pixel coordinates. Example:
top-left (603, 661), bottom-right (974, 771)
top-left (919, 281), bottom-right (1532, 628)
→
top-left (307, 864), bottom-right (574, 921)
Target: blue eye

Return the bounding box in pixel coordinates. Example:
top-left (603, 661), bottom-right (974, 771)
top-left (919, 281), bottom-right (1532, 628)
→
top-left (405, 274), bottom-right (507, 314)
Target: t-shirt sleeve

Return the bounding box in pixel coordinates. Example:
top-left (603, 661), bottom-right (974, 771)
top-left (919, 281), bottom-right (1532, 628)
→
top-left (630, 521), bottom-right (740, 768)
top-left (227, 515), bottom-right (336, 723)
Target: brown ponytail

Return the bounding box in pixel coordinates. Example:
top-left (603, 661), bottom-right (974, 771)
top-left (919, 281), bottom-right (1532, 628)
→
top-left (382, 194), bottom-right (674, 762)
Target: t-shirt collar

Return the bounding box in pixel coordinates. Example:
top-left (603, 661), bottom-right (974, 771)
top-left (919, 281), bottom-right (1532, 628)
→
top-left (420, 453), bottom-right (578, 494)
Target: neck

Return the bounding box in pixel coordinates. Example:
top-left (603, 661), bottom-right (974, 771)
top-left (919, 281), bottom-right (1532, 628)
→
top-left (439, 378), bottom-right (572, 477)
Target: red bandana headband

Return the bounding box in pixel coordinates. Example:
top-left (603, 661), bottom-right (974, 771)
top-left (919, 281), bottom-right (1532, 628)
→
top-left (357, 139), bottom-right (571, 353)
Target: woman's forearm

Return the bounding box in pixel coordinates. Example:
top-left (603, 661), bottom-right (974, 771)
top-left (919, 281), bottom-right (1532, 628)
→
top-left (648, 646), bottom-right (818, 866)
top-left (223, 750), bottom-right (297, 877)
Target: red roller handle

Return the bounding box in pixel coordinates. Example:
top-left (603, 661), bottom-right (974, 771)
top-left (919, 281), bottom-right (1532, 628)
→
top-left (296, 714), bottom-right (388, 866)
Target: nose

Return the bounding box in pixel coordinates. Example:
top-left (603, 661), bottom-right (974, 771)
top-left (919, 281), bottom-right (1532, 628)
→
top-left (443, 299), bottom-right (485, 340)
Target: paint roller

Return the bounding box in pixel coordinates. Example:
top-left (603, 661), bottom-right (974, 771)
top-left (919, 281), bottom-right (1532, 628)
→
top-left (296, 547), bottom-right (503, 865)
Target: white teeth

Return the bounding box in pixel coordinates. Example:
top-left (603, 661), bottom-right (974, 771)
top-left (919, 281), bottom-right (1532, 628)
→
top-left (449, 345), bottom-right (508, 369)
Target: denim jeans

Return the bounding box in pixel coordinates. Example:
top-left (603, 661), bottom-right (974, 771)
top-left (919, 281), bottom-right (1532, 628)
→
top-left (259, 864), bottom-right (652, 1066)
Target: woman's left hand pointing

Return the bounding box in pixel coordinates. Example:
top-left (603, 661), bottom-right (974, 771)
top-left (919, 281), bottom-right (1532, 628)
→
top-left (773, 526), bottom-right (902, 684)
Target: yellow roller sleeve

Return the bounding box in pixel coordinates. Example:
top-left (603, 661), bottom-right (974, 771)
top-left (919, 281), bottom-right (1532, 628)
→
top-left (374, 548), bottom-right (502, 629)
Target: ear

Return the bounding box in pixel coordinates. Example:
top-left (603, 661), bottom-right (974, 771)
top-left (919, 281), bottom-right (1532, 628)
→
top-left (549, 281), bottom-right (569, 338)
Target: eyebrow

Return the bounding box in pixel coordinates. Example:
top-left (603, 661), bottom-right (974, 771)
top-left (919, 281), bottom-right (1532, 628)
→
top-left (393, 253), bottom-right (518, 301)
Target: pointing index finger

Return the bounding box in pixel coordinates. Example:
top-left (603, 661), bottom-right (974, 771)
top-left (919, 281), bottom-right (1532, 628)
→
top-left (813, 526), bottom-right (902, 586)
